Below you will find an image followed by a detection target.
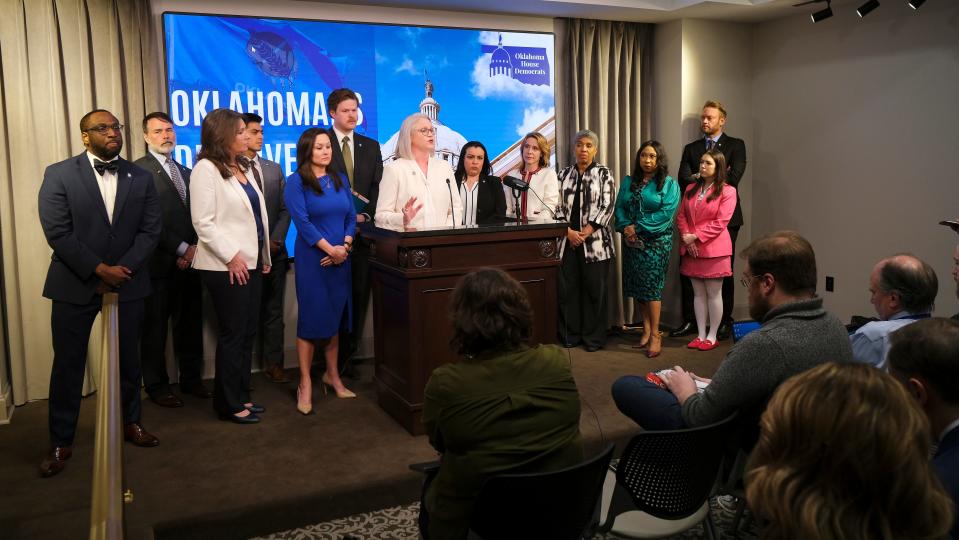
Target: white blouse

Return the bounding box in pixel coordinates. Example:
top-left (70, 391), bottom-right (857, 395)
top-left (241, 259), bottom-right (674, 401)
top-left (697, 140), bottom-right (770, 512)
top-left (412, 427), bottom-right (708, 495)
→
top-left (375, 157), bottom-right (463, 229)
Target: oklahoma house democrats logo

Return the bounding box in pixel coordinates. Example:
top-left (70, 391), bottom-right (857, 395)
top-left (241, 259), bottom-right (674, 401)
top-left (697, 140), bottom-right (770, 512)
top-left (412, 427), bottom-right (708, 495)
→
top-left (482, 34), bottom-right (550, 86)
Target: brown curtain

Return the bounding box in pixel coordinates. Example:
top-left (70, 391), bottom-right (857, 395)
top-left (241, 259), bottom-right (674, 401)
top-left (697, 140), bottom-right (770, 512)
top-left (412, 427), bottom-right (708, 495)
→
top-left (555, 18), bottom-right (653, 327)
top-left (0, 0), bottom-right (163, 405)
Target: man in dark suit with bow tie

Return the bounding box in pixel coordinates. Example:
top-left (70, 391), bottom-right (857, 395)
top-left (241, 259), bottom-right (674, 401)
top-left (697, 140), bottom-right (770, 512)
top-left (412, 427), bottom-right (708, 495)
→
top-left (671, 100), bottom-right (747, 340)
top-left (135, 112), bottom-right (209, 407)
top-left (37, 109), bottom-right (162, 477)
top-left (328, 88), bottom-right (383, 377)
top-left (242, 112), bottom-right (291, 384)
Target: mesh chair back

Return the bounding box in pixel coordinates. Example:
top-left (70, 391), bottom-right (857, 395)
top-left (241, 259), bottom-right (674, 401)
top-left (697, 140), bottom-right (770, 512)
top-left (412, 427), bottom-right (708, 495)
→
top-left (615, 414), bottom-right (736, 520)
top-left (469, 443), bottom-right (615, 540)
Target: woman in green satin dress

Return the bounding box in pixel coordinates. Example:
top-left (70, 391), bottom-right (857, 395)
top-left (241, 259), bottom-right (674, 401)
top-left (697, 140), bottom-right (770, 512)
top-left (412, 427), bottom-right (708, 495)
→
top-left (615, 140), bottom-right (680, 357)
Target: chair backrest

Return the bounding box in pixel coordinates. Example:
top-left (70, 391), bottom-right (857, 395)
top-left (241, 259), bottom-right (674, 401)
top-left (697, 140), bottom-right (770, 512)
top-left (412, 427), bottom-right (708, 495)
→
top-left (614, 414), bottom-right (737, 520)
top-left (468, 443), bottom-right (615, 540)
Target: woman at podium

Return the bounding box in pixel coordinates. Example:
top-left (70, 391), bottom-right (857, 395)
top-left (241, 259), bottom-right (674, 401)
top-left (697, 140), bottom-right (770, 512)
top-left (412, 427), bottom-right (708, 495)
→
top-left (375, 113), bottom-right (463, 230)
top-left (504, 131), bottom-right (559, 221)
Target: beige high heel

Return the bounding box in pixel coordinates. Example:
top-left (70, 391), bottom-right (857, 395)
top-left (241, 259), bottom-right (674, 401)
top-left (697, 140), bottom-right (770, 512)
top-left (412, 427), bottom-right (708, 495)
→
top-left (322, 373), bottom-right (356, 399)
top-left (296, 384), bottom-right (313, 415)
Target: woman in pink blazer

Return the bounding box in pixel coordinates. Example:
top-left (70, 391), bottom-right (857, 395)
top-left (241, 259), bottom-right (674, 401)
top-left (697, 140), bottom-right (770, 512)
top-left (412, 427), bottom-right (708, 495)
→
top-left (676, 149), bottom-right (736, 351)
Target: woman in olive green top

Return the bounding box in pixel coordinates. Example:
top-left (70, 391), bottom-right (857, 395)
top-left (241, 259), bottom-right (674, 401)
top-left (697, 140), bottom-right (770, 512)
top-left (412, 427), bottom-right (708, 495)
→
top-left (615, 140), bottom-right (680, 358)
top-left (419, 268), bottom-right (583, 540)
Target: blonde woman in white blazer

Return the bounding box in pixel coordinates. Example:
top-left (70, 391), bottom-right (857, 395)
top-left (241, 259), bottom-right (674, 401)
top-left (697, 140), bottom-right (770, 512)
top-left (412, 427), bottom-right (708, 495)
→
top-left (504, 131), bottom-right (559, 221)
top-left (190, 108), bottom-right (271, 425)
top-left (375, 113), bottom-right (462, 230)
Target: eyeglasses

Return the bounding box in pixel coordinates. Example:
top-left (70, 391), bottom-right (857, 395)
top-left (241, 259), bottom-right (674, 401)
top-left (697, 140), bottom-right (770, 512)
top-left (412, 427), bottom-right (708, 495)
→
top-left (84, 123), bottom-right (124, 135)
top-left (740, 274), bottom-right (764, 288)
top-left (415, 127), bottom-right (436, 135)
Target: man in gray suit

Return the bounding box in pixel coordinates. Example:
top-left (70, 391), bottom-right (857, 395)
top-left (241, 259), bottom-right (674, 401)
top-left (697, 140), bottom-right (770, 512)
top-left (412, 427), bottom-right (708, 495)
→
top-left (135, 112), bottom-right (209, 407)
top-left (242, 113), bottom-right (291, 383)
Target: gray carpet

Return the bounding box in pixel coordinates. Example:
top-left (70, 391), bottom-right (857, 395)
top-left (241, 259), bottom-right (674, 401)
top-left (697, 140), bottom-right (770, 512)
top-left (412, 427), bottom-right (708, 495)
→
top-left (252, 497), bottom-right (757, 539)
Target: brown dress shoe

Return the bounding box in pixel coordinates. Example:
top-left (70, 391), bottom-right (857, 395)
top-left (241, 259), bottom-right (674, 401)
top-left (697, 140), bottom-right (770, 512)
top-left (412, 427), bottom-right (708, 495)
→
top-left (264, 363), bottom-right (290, 383)
top-left (39, 446), bottom-right (72, 478)
top-left (149, 390), bottom-right (184, 408)
top-left (181, 382), bottom-right (214, 399)
top-left (124, 423), bottom-right (159, 447)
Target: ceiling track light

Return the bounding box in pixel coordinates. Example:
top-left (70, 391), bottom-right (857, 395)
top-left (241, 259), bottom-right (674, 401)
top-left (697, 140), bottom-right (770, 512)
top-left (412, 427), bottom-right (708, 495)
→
top-left (811, 0), bottom-right (833, 22)
top-left (857, 0), bottom-right (880, 16)
top-left (908, 0), bottom-right (925, 8)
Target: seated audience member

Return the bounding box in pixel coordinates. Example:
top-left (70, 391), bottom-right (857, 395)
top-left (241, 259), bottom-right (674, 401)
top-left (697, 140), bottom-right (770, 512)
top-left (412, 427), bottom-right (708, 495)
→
top-left (953, 242), bottom-right (959, 320)
top-left (611, 231), bottom-right (852, 435)
top-left (419, 268), bottom-right (583, 540)
top-left (850, 254), bottom-right (937, 369)
top-left (888, 318), bottom-right (959, 540)
top-left (746, 362), bottom-right (954, 540)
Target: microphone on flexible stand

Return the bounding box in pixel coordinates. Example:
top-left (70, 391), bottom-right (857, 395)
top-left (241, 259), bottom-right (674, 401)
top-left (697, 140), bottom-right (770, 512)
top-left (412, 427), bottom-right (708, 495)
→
top-left (446, 178), bottom-right (456, 228)
top-left (526, 185), bottom-right (558, 220)
top-left (503, 176), bottom-right (528, 223)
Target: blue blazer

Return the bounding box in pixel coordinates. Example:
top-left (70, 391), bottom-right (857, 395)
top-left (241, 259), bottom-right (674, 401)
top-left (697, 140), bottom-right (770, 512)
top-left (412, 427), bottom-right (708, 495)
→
top-left (935, 426), bottom-right (959, 540)
top-left (38, 153), bottom-right (161, 304)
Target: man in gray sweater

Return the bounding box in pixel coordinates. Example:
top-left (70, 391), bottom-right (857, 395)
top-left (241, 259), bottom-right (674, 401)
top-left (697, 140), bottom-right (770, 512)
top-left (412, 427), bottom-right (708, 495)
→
top-left (612, 231), bottom-right (853, 434)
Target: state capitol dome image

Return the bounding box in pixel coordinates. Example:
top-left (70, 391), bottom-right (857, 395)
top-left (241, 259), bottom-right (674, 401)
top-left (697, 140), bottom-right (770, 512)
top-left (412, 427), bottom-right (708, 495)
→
top-left (380, 78), bottom-right (468, 169)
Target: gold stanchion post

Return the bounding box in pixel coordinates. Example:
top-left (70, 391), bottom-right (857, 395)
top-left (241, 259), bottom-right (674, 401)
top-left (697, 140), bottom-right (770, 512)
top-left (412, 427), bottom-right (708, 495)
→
top-left (89, 292), bottom-right (125, 539)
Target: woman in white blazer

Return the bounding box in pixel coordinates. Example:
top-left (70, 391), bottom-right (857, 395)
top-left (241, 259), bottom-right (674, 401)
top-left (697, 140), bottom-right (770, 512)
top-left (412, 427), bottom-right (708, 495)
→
top-left (375, 113), bottom-right (462, 230)
top-left (504, 131), bottom-right (559, 222)
top-left (190, 108), bottom-right (272, 424)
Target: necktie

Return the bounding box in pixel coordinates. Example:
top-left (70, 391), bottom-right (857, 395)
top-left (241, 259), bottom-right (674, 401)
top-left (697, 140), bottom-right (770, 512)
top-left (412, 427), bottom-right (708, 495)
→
top-left (165, 155), bottom-right (187, 204)
top-left (93, 159), bottom-right (119, 175)
top-left (249, 161), bottom-right (264, 191)
top-left (705, 139), bottom-right (715, 151)
top-left (341, 136), bottom-right (354, 184)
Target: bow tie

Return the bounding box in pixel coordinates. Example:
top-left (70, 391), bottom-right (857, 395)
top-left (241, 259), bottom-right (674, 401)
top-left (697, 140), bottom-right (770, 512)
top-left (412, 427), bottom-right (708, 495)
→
top-left (93, 159), bottom-right (119, 175)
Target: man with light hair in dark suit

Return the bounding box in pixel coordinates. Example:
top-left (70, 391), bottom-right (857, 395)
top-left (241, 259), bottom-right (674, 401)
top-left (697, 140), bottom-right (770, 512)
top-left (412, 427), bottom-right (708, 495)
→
top-left (243, 112), bottom-right (291, 384)
top-left (328, 88), bottom-right (384, 378)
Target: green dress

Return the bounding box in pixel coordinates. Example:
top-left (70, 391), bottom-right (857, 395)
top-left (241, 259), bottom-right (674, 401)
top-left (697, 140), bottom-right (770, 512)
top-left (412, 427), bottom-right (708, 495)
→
top-left (422, 344), bottom-right (583, 540)
top-left (614, 175), bottom-right (680, 301)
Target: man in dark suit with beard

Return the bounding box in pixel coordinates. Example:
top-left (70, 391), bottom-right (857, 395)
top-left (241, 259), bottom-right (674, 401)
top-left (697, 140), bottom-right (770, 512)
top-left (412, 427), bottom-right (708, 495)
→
top-left (327, 88), bottom-right (383, 377)
top-left (671, 100), bottom-right (747, 341)
top-left (37, 109), bottom-right (162, 477)
top-left (135, 112), bottom-right (209, 407)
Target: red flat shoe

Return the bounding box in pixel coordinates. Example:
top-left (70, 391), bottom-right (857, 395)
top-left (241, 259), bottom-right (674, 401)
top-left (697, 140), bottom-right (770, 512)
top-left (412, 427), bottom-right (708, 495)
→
top-left (687, 338), bottom-right (704, 349)
top-left (698, 339), bottom-right (719, 351)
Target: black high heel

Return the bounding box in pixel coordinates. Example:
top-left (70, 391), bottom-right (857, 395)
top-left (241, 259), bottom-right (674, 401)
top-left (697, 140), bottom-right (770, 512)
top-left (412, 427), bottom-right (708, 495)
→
top-left (218, 411), bottom-right (260, 424)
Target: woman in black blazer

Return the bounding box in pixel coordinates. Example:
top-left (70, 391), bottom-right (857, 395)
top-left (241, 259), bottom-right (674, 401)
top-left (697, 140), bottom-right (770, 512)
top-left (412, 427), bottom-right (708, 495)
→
top-left (455, 141), bottom-right (507, 226)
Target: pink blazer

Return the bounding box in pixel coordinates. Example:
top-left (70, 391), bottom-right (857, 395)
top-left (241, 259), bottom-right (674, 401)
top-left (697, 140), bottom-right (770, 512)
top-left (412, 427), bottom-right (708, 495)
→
top-left (676, 183), bottom-right (737, 258)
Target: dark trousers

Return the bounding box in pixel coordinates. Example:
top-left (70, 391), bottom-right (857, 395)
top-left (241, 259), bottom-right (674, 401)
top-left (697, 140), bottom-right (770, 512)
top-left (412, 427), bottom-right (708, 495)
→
top-left (610, 375), bottom-right (686, 431)
top-left (680, 226), bottom-right (740, 324)
top-left (200, 269), bottom-right (262, 415)
top-left (558, 247), bottom-right (610, 348)
top-left (338, 240), bottom-right (372, 365)
top-left (258, 257), bottom-right (287, 366)
top-left (49, 298), bottom-right (145, 447)
top-left (140, 269), bottom-right (203, 394)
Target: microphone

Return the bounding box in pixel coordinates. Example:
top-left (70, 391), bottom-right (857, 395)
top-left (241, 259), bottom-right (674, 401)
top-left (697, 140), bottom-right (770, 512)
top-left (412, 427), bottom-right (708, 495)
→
top-left (526, 184), bottom-right (558, 220)
top-left (446, 178), bottom-right (456, 228)
top-left (690, 172), bottom-right (702, 181)
top-left (502, 175), bottom-right (529, 192)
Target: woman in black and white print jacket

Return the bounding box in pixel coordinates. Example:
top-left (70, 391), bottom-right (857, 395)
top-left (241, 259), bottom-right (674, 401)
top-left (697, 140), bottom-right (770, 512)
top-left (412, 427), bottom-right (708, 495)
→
top-left (554, 129), bottom-right (616, 352)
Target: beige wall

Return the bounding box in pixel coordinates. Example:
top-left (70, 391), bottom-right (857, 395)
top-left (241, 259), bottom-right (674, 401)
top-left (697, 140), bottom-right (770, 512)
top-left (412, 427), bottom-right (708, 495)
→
top-left (751, 1), bottom-right (959, 321)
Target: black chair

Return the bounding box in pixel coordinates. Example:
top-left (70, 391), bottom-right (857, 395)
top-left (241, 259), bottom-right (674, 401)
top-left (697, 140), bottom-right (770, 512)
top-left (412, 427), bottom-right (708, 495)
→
top-left (596, 414), bottom-right (738, 539)
top-left (465, 443), bottom-right (615, 540)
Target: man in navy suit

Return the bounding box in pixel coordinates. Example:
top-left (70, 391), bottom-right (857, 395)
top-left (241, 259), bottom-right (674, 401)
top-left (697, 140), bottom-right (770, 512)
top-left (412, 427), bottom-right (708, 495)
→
top-left (135, 111), bottom-right (209, 407)
top-left (672, 100), bottom-right (747, 341)
top-left (37, 109), bottom-right (162, 477)
top-left (328, 88), bottom-right (383, 377)
top-left (889, 318), bottom-right (959, 539)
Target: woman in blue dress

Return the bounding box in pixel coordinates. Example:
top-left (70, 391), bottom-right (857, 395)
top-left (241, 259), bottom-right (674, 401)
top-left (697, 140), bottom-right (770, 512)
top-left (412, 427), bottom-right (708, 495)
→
top-left (285, 128), bottom-right (357, 414)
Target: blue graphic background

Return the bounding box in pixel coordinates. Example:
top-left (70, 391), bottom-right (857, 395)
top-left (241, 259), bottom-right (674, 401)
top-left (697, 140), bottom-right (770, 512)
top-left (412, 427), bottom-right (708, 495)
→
top-left (164, 13), bottom-right (555, 254)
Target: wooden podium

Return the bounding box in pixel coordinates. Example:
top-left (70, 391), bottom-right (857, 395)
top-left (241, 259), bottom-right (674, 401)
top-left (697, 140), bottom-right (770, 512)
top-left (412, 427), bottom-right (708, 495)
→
top-left (363, 221), bottom-right (567, 435)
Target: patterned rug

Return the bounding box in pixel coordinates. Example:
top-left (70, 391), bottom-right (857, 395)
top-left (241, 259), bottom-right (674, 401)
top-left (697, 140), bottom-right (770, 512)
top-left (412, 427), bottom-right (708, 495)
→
top-left (252, 496), bottom-right (758, 540)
